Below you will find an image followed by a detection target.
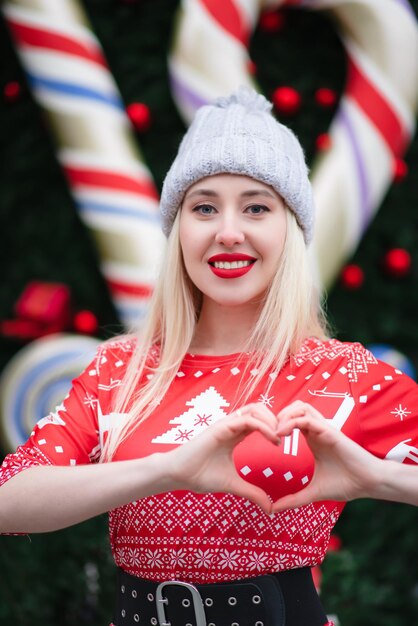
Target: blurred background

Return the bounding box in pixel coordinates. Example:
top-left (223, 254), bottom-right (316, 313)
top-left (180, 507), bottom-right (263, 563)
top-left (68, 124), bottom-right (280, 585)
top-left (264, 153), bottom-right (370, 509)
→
top-left (1, 0), bottom-right (418, 624)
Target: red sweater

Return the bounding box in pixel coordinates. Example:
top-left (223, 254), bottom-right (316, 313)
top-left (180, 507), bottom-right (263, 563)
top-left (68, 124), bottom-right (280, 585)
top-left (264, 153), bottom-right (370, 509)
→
top-left (1, 337), bottom-right (418, 583)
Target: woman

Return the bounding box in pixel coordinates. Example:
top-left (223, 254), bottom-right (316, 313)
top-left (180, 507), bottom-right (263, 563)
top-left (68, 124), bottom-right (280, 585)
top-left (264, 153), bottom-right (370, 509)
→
top-left (1, 87), bottom-right (417, 626)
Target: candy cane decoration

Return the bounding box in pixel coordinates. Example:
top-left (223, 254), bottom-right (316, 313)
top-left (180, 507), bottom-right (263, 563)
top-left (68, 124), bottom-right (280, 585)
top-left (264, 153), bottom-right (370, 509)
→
top-left (2, 0), bottom-right (165, 328)
top-left (169, 0), bottom-right (418, 288)
top-left (0, 334), bottom-right (99, 451)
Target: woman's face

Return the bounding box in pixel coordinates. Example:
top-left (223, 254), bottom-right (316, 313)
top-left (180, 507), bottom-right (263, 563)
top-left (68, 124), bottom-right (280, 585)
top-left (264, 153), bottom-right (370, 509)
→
top-left (179, 174), bottom-right (287, 309)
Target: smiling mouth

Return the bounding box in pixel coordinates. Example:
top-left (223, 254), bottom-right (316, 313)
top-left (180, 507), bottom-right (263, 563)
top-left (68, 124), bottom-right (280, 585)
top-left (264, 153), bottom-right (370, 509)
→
top-left (210, 260), bottom-right (255, 270)
top-left (208, 259), bottom-right (256, 279)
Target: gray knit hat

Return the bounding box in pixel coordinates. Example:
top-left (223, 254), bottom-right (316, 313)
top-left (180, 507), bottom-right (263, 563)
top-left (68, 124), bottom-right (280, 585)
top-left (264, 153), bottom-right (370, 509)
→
top-left (160, 86), bottom-right (314, 244)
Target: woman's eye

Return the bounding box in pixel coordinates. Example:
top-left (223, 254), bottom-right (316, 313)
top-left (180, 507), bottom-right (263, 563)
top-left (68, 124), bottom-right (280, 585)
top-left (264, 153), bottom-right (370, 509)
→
top-left (246, 204), bottom-right (269, 215)
top-left (193, 204), bottom-right (216, 215)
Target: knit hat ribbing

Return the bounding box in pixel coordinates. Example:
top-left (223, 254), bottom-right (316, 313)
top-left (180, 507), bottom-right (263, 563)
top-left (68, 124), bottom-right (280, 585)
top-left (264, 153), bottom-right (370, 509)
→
top-left (160, 87), bottom-right (314, 244)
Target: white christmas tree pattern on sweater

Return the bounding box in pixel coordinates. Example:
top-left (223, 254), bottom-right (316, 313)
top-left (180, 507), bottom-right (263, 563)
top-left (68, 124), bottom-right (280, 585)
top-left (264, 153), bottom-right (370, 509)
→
top-left (152, 386), bottom-right (230, 444)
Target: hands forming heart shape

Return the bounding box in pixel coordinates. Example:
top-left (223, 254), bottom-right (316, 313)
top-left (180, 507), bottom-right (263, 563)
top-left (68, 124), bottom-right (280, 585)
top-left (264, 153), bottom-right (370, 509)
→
top-left (166, 400), bottom-right (385, 515)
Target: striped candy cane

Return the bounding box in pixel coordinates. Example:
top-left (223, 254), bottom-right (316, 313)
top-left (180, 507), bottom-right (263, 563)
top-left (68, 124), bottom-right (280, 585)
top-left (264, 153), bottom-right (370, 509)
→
top-left (0, 334), bottom-right (100, 451)
top-left (169, 0), bottom-right (418, 288)
top-left (3, 0), bottom-right (165, 328)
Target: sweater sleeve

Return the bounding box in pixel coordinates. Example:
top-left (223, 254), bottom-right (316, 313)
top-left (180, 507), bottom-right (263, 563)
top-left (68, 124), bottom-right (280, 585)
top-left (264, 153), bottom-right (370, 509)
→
top-left (349, 344), bottom-right (418, 463)
top-left (0, 348), bottom-right (103, 488)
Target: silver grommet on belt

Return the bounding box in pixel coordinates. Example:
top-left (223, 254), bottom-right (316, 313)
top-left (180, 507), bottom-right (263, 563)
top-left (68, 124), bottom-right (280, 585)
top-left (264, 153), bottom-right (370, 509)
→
top-left (231, 622), bottom-right (240, 626)
top-left (208, 623), bottom-right (216, 626)
top-left (134, 615), bottom-right (140, 623)
top-left (121, 609), bottom-right (126, 618)
top-left (150, 618), bottom-right (158, 625)
top-left (147, 593), bottom-right (154, 602)
top-left (121, 585), bottom-right (125, 593)
top-left (182, 598), bottom-right (191, 608)
top-left (252, 595), bottom-right (261, 605)
top-left (132, 589), bottom-right (138, 598)
top-left (185, 623), bottom-right (193, 626)
top-left (228, 597), bottom-right (237, 606)
top-left (205, 598), bottom-right (214, 607)
top-left (255, 622), bottom-right (264, 626)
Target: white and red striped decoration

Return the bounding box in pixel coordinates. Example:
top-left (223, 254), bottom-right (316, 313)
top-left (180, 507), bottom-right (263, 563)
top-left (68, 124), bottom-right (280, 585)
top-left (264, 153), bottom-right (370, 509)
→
top-left (169, 0), bottom-right (418, 288)
top-left (3, 0), bottom-right (165, 328)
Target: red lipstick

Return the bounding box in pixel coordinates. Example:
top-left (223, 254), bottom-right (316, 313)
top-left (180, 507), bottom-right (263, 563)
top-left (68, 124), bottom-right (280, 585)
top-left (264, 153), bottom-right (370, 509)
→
top-left (207, 253), bottom-right (257, 279)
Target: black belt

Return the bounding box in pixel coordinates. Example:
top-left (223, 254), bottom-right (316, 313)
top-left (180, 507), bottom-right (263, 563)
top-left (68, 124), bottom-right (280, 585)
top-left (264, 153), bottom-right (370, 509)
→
top-left (113, 566), bottom-right (329, 626)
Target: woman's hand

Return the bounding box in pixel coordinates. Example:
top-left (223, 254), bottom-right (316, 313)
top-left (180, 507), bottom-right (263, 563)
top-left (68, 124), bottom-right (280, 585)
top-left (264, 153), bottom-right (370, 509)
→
top-left (0, 403), bottom-right (278, 533)
top-left (165, 403), bottom-right (279, 514)
top-left (271, 401), bottom-right (382, 513)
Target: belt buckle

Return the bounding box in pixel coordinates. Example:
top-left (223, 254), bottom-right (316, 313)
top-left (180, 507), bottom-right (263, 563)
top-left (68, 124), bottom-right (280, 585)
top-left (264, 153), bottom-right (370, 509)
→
top-left (156, 580), bottom-right (207, 626)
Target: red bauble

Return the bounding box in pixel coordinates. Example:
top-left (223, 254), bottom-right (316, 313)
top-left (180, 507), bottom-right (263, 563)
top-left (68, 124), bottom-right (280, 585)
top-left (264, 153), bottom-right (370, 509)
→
top-left (314, 87), bottom-right (337, 108)
top-left (272, 86), bottom-right (301, 116)
top-left (327, 534), bottom-right (342, 552)
top-left (340, 264), bottom-right (364, 290)
top-left (126, 102), bottom-right (152, 132)
top-left (393, 158), bottom-right (408, 183)
top-left (73, 310), bottom-right (99, 335)
top-left (247, 60), bottom-right (257, 76)
top-left (315, 133), bottom-right (332, 151)
top-left (383, 248), bottom-right (411, 278)
top-left (259, 10), bottom-right (285, 33)
top-left (4, 80), bottom-right (22, 103)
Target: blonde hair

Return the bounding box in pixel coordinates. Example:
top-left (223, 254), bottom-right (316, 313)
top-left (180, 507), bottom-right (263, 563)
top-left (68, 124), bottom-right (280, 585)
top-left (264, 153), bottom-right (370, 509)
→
top-left (101, 209), bottom-right (328, 461)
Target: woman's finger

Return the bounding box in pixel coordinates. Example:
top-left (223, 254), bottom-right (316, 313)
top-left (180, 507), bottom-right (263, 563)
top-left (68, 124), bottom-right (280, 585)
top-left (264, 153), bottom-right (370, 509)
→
top-left (275, 414), bottom-right (330, 439)
top-left (277, 400), bottom-right (319, 421)
top-left (230, 478), bottom-right (273, 514)
top-left (271, 485), bottom-right (320, 513)
top-left (233, 402), bottom-right (278, 430)
top-left (220, 414), bottom-right (281, 445)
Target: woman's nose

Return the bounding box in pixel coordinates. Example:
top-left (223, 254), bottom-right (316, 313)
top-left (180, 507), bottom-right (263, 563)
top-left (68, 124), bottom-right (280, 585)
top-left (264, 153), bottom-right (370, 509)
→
top-left (214, 216), bottom-right (245, 247)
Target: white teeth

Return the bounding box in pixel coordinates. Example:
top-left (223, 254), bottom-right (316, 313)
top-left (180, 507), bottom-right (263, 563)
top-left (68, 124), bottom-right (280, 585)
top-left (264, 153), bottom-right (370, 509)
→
top-left (213, 260), bottom-right (252, 269)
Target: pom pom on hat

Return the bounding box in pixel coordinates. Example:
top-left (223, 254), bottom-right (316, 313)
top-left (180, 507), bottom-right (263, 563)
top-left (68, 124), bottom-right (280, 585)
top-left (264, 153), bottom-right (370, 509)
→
top-left (160, 86), bottom-right (315, 244)
top-left (215, 86), bottom-right (273, 113)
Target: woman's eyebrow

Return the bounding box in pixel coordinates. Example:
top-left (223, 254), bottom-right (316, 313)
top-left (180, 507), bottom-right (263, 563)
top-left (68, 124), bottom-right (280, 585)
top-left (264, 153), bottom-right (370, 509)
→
top-left (185, 188), bottom-right (276, 200)
top-left (240, 189), bottom-right (276, 199)
top-left (185, 189), bottom-right (219, 199)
